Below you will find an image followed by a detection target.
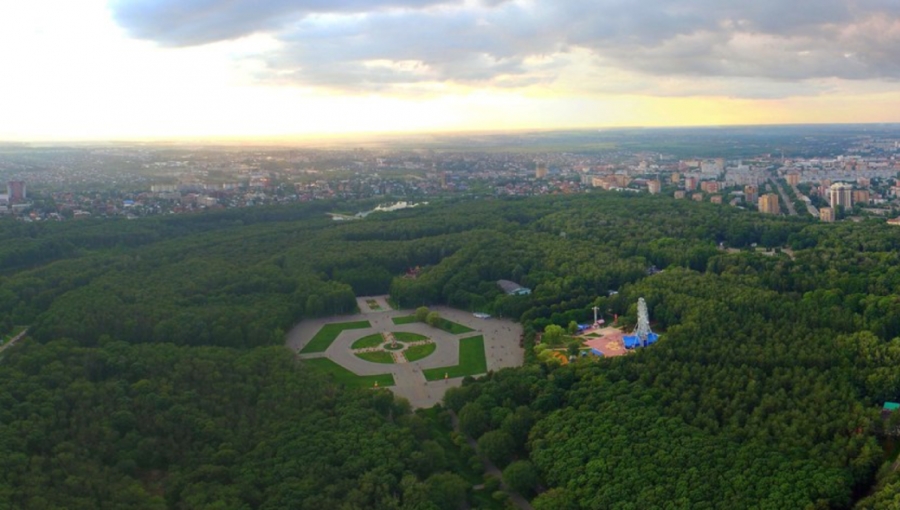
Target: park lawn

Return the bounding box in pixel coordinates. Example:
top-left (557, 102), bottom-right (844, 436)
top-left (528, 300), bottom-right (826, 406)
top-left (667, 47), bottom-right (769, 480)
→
top-left (423, 336), bottom-right (487, 381)
top-left (300, 320), bottom-right (371, 354)
top-left (303, 358), bottom-right (394, 388)
top-left (437, 318), bottom-right (474, 335)
top-left (394, 332), bottom-right (428, 342)
top-left (352, 333), bottom-right (385, 349)
top-left (404, 342), bottom-right (436, 362)
top-left (392, 315), bottom-right (417, 325)
top-left (392, 315), bottom-right (473, 334)
top-left (356, 351), bottom-right (395, 364)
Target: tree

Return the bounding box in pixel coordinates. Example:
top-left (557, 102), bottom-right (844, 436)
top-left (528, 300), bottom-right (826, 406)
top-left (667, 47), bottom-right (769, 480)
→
top-left (458, 402), bottom-right (489, 438)
top-left (567, 320), bottom-right (579, 335)
top-left (424, 473), bottom-right (468, 510)
top-left (415, 306), bottom-right (431, 322)
top-left (542, 324), bottom-right (565, 345)
top-left (426, 311), bottom-right (441, 328)
top-left (477, 430), bottom-right (515, 468)
top-left (533, 488), bottom-right (577, 510)
top-left (502, 460), bottom-right (539, 497)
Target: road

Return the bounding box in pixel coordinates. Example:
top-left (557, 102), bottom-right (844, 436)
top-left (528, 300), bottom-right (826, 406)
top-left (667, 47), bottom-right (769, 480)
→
top-left (770, 177), bottom-right (798, 216)
top-left (792, 184), bottom-right (819, 217)
top-left (0, 327), bottom-right (29, 355)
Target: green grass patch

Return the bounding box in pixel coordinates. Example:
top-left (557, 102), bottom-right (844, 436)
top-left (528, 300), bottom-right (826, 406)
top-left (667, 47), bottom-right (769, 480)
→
top-left (352, 333), bottom-right (385, 349)
top-left (392, 315), bottom-right (418, 325)
top-left (405, 342), bottom-right (436, 362)
top-left (300, 320), bottom-right (371, 354)
top-left (437, 318), bottom-right (474, 335)
top-left (423, 336), bottom-right (487, 381)
top-left (303, 358), bottom-right (394, 388)
top-left (394, 332), bottom-right (428, 342)
top-left (356, 351), bottom-right (395, 364)
top-left (391, 315), bottom-right (473, 334)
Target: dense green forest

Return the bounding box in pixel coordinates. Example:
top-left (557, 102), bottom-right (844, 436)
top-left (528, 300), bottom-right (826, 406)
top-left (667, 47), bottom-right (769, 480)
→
top-left (3, 192), bottom-right (900, 508)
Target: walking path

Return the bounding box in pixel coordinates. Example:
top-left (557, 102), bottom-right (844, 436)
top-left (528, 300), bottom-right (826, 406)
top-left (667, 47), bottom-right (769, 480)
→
top-left (285, 298), bottom-right (524, 408)
top-left (450, 411), bottom-right (534, 510)
top-left (0, 328), bottom-right (29, 358)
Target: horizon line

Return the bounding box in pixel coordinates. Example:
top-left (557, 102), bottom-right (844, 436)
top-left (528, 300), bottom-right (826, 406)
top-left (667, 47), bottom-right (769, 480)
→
top-left (3, 121), bottom-right (900, 147)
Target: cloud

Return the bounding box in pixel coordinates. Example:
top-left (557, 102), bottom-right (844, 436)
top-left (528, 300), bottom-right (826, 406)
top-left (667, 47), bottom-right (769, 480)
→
top-left (109, 0), bottom-right (457, 46)
top-left (109, 0), bottom-right (900, 96)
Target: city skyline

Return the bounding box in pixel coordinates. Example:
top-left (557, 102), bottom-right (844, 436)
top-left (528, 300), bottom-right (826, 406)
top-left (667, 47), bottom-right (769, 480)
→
top-left (3, 0), bottom-right (900, 141)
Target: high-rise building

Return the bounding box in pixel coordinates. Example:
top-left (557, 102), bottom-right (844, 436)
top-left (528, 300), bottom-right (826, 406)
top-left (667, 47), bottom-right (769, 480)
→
top-left (758, 193), bottom-right (780, 214)
top-left (700, 180), bottom-right (720, 193)
top-left (744, 185), bottom-right (758, 205)
top-left (786, 173), bottom-right (800, 186)
top-left (647, 180), bottom-right (661, 194)
top-left (853, 189), bottom-right (870, 205)
top-left (6, 181), bottom-right (25, 203)
top-left (673, 190), bottom-right (685, 199)
top-left (829, 183), bottom-right (853, 209)
top-left (685, 176), bottom-right (698, 190)
top-left (819, 207), bottom-right (835, 222)
top-left (671, 172), bottom-right (681, 184)
top-left (535, 161), bottom-right (548, 179)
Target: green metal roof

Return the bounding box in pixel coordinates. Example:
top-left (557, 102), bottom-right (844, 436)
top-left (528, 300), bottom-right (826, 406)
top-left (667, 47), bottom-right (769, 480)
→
top-left (883, 402), bottom-right (900, 411)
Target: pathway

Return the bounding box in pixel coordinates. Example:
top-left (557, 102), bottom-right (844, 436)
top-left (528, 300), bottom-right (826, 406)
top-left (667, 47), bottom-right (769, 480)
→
top-left (0, 327), bottom-right (28, 355)
top-left (285, 300), bottom-right (524, 408)
top-left (450, 411), bottom-right (534, 510)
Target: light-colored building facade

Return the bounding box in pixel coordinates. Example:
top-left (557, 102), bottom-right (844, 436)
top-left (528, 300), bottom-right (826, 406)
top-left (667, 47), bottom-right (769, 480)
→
top-left (829, 183), bottom-right (853, 209)
top-left (758, 193), bottom-right (780, 214)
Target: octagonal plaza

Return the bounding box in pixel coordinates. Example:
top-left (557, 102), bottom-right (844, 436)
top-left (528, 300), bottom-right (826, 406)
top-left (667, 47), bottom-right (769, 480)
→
top-left (285, 301), bottom-right (525, 408)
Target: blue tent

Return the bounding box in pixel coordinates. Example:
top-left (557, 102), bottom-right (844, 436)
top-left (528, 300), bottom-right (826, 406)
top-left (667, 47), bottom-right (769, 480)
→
top-left (623, 332), bottom-right (660, 349)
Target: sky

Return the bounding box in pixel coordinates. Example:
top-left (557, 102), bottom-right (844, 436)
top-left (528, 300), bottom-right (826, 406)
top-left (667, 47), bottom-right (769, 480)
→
top-left (2, 0), bottom-right (900, 141)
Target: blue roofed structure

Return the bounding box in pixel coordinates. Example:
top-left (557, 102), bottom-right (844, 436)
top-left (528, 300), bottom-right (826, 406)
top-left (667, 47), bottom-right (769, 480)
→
top-left (623, 297), bottom-right (659, 350)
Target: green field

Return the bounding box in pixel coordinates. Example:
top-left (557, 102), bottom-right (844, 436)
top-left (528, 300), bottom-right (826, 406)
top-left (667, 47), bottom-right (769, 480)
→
top-left (303, 358), bottom-right (394, 388)
top-left (300, 320), bottom-right (371, 354)
top-left (394, 332), bottom-right (428, 342)
top-left (405, 342), bottom-right (436, 362)
top-left (356, 351), bottom-right (395, 364)
top-left (423, 336), bottom-right (487, 381)
top-left (391, 315), bottom-right (474, 334)
top-left (352, 333), bottom-right (385, 349)
top-left (437, 318), bottom-right (474, 335)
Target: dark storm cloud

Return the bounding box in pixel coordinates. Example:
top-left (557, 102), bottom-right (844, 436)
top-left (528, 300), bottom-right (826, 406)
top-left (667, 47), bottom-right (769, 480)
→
top-left (109, 0), bottom-right (900, 93)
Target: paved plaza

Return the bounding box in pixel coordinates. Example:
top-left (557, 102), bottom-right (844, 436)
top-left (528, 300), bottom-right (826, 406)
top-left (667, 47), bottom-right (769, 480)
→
top-left (286, 298), bottom-right (525, 408)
